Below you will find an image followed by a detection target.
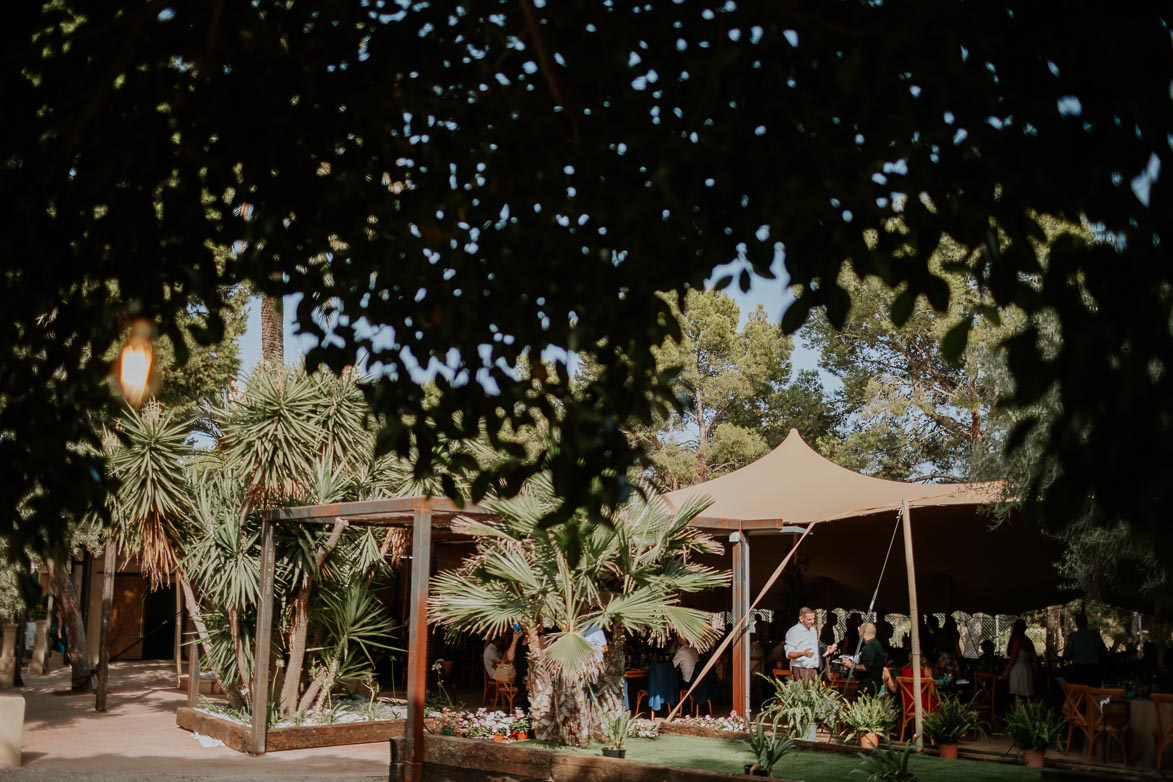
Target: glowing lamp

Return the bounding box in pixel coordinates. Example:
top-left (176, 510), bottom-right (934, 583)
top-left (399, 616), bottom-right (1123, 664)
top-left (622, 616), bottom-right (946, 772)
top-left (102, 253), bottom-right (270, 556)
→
top-left (119, 319), bottom-right (155, 407)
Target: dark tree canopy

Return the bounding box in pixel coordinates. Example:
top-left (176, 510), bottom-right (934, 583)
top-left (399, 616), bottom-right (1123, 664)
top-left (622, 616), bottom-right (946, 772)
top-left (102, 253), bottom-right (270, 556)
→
top-left (3, 1), bottom-right (1170, 562)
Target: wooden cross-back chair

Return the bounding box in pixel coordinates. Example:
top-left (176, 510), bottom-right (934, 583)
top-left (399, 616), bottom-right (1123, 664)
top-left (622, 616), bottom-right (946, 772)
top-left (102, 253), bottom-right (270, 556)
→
top-left (1152, 693), bottom-right (1173, 771)
top-left (483, 666), bottom-right (517, 711)
top-left (1084, 686), bottom-right (1127, 763)
top-left (1060, 682), bottom-right (1090, 754)
top-left (972, 672), bottom-right (998, 730)
top-left (895, 676), bottom-right (939, 742)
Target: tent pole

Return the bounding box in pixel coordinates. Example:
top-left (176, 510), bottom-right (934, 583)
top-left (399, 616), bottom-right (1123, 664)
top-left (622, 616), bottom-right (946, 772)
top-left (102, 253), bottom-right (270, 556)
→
top-left (901, 501), bottom-right (924, 751)
top-left (666, 524), bottom-right (816, 725)
top-left (730, 531), bottom-right (752, 720)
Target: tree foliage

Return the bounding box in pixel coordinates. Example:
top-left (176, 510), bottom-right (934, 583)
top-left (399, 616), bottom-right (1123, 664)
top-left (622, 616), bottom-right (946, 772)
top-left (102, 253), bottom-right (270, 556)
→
top-left (588, 289), bottom-right (818, 491)
top-left (4, 2), bottom-right (1171, 569)
top-left (803, 237), bottom-right (1025, 481)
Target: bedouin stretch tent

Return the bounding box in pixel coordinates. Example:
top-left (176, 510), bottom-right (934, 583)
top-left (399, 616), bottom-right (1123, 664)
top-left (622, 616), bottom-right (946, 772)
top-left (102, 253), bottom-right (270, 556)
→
top-left (660, 429), bottom-right (1076, 729)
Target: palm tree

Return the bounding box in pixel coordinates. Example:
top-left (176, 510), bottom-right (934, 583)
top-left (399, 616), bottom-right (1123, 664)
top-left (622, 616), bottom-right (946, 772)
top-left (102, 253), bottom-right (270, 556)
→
top-left (429, 477), bottom-right (729, 746)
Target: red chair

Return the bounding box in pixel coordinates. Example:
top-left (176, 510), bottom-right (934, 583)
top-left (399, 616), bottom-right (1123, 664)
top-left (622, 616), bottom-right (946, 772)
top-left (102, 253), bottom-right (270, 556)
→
top-left (896, 675), bottom-right (939, 742)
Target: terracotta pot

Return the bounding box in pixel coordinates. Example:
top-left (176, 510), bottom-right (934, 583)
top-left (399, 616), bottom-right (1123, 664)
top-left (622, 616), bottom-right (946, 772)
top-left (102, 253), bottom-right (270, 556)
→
top-left (1023, 748), bottom-right (1045, 768)
top-left (860, 732), bottom-right (880, 750)
top-left (938, 743), bottom-right (958, 760)
top-left (513, 731), bottom-right (527, 741)
top-left (492, 733), bottom-right (506, 742)
top-left (743, 764), bottom-right (770, 776)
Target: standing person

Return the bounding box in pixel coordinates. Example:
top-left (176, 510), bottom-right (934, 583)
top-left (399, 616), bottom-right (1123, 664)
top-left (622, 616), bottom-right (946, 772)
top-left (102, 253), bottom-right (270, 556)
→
top-left (785, 607), bottom-right (837, 682)
top-left (1064, 612), bottom-right (1107, 686)
top-left (1001, 618), bottom-right (1036, 700)
top-left (842, 612), bottom-right (863, 657)
top-left (851, 622), bottom-right (887, 695)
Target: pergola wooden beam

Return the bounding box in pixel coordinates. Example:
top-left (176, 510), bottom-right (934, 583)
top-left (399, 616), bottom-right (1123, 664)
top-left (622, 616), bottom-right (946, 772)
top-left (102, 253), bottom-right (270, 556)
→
top-left (249, 496), bottom-right (494, 782)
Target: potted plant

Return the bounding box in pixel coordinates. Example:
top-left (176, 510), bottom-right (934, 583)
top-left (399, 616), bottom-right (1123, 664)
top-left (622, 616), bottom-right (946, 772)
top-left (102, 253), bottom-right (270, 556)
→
top-left (853, 737), bottom-right (917, 781)
top-left (1004, 700), bottom-right (1064, 768)
top-left (509, 709), bottom-right (531, 741)
top-left (745, 714), bottom-right (794, 776)
top-left (601, 709), bottom-right (637, 758)
top-left (922, 694), bottom-right (987, 759)
top-left (760, 676), bottom-right (842, 742)
top-left (840, 692), bottom-right (896, 749)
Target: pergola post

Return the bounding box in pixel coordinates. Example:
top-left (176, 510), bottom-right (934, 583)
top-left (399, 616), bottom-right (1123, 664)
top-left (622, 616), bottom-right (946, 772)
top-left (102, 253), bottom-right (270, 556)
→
top-left (95, 542), bottom-right (115, 712)
top-left (730, 531), bottom-right (752, 719)
top-left (404, 500), bottom-right (433, 782)
top-left (250, 517), bottom-right (277, 755)
top-left (901, 501), bottom-right (924, 751)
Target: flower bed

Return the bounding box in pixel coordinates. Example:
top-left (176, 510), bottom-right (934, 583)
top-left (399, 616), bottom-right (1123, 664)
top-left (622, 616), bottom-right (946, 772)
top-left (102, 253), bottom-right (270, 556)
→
top-left (658, 711), bottom-right (749, 740)
top-left (427, 707), bottom-right (532, 741)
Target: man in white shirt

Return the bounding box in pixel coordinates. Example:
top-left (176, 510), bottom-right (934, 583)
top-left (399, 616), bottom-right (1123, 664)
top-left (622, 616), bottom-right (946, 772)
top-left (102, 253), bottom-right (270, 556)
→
top-left (784, 606), bottom-right (836, 682)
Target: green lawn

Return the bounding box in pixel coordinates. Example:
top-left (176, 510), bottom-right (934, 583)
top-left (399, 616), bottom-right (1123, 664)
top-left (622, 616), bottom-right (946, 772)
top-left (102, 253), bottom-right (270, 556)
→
top-left (526, 735), bottom-right (1044, 782)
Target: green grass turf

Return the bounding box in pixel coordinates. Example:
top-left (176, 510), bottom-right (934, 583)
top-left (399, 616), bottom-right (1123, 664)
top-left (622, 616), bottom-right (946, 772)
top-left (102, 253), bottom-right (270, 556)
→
top-left (523, 735), bottom-right (1044, 781)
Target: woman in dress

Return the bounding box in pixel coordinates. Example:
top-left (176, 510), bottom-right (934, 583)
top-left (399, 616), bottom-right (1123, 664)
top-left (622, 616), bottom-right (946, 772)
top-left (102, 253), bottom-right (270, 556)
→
top-left (1001, 618), bottom-right (1035, 700)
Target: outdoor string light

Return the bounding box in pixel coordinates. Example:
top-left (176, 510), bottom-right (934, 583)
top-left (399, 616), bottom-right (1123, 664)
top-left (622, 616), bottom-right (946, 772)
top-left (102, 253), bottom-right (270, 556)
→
top-left (118, 318), bottom-right (156, 407)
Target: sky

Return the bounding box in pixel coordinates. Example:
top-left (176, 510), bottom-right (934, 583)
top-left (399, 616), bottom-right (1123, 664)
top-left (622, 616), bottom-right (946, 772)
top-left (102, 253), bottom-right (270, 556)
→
top-left (235, 267), bottom-right (809, 384)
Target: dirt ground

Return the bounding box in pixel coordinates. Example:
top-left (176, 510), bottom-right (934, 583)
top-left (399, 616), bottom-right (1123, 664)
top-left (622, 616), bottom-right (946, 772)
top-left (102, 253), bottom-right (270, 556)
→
top-left (7, 660), bottom-right (392, 781)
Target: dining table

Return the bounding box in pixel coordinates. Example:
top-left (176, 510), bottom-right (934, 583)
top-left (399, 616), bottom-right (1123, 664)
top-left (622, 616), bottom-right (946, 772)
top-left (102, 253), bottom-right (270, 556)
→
top-left (624, 667), bottom-right (648, 712)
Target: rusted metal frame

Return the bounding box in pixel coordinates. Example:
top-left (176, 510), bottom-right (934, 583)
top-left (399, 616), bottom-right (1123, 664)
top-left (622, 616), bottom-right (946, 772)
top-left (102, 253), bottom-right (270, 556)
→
top-left (262, 497), bottom-right (492, 523)
top-left (689, 517), bottom-right (791, 531)
top-left (730, 529), bottom-right (752, 720)
top-left (404, 500), bottom-right (433, 782)
top-left (250, 517), bottom-right (277, 755)
top-left (96, 543), bottom-right (116, 712)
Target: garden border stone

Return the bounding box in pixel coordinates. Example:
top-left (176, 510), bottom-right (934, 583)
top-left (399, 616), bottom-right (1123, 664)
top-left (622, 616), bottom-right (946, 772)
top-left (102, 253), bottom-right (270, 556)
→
top-left (176, 706), bottom-right (404, 754)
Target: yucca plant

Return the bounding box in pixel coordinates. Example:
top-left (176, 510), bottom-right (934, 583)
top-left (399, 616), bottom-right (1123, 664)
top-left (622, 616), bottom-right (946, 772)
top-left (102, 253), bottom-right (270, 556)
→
top-left (853, 737), bottom-right (918, 782)
top-left (746, 713), bottom-right (795, 776)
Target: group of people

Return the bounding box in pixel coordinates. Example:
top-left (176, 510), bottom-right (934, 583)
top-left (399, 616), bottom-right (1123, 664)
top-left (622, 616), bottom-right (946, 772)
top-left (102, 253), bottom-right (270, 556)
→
top-left (472, 607), bottom-right (1125, 714)
top-left (753, 606), bottom-right (1053, 707)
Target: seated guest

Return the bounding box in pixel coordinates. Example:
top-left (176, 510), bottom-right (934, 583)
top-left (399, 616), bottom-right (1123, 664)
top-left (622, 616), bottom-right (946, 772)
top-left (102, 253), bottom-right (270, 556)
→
top-left (935, 649), bottom-right (961, 683)
top-left (974, 639), bottom-right (1001, 673)
top-left (888, 656), bottom-right (939, 711)
top-left (672, 634), bottom-right (700, 684)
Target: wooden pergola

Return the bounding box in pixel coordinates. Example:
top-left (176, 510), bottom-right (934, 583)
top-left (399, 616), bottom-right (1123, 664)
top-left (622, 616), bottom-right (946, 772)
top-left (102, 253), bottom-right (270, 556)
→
top-left (248, 496), bottom-right (496, 781)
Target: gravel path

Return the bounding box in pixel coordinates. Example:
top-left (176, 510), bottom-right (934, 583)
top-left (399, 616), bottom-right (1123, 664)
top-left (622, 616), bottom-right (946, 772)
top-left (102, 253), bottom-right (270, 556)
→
top-left (10, 661), bottom-right (393, 780)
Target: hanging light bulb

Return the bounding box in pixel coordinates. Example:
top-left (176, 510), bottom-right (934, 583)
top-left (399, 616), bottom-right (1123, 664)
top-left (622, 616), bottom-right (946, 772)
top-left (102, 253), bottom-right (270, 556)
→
top-left (119, 319), bottom-right (155, 407)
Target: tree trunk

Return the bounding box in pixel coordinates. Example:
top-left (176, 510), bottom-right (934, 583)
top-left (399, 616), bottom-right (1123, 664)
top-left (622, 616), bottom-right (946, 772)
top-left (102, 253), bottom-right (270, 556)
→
top-left (260, 295), bottom-right (283, 365)
top-left (46, 558), bottom-right (93, 692)
top-left (526, 631), bottom-right (558, 742)
top-left (180, 578), bottom-right (245, 708)
top-left (593, 621), bottom-right (627, 741)
top-left (553, 669), bottom-right (593, 748)
top-left (280, 519), bottom-right (348, 717)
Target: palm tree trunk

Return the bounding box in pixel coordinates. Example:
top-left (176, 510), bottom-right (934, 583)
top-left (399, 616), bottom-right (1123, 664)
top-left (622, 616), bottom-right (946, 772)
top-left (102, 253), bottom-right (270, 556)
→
top-left (554, 669), bottom-right (593, 748)
top-left (46, 558), bottom-right (93, 692)
top-left (227, 605), bottom-right (251, 706)
top-left (593, 621), bottom-right (626, 740)
top-left (260, 295), bottom-right (283, 365)
top-left (280, 519), bottom-right (348, 717)
top-left (525, 630), bottom-right (558, 742)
